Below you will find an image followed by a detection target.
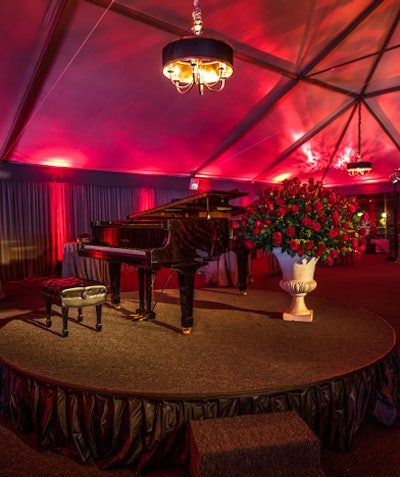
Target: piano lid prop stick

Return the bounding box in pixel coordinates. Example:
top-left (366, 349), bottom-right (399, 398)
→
top-left (151, 270), bottom-right (174, 313)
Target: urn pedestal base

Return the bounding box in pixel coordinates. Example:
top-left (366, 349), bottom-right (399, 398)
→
top-left (283, 309), bottom-right (314, 322)
top-left (272, 248), bottom-right (319, 322)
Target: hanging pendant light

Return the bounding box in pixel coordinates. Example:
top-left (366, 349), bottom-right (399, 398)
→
top-left (162, 0), bottom-right (234, 95)
top-left (347, 102), bottom-right (372, 176)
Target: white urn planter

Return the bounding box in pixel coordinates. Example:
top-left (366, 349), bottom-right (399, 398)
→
top-left (272, 247), bottom-right (319, 322)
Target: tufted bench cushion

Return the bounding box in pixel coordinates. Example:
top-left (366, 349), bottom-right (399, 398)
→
top-left (40, 277), bottom-right (107, 337)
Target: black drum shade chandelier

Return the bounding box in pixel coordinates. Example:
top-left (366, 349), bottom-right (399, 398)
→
top-left (162, 0), bottom-right (234, 95)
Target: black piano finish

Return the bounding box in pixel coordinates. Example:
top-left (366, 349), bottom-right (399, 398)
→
top-left (78, 190), bottom-right (248, 333)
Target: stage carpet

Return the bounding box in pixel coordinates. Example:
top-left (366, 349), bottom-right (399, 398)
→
top-left (0, 287), bottom-right (399, 473)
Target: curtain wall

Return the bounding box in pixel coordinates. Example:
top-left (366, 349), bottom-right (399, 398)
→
top-left (0, 180), bottom-right (188, 281)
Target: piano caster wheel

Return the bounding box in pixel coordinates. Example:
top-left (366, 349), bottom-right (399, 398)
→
top-left (113, 304), bottom-right (121, 310)
top-left (182, 327), bottom-right (191, 335)
top-left (130, 311), bottom-right (155, 321)
top-left (240, 290), bottom-right (248, 296)
top-left (130, 312), bottom-right (146, 321)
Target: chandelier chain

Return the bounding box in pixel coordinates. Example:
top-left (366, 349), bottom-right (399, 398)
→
top-left (192, 0), bottom-right (203, 36)
top-left (346, 100), bottom-right (371, 176)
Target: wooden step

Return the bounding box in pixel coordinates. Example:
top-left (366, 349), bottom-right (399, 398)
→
top-left (189, 411), bottom-right (326, 477)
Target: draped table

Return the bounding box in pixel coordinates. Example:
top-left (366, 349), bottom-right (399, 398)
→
top-left (61, 242), bottom-right (110, 283)
top-left (202, 250), bottom-right (254, 289)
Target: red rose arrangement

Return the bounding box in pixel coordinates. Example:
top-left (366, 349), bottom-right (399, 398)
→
top-left (231, 177), bottom-right (368, 265)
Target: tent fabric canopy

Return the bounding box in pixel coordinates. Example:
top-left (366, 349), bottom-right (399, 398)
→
top-left (1, 0), bottom-right (400, 187)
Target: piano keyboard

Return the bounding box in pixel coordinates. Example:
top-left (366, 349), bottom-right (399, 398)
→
top-left (82, 244), bottom-right (147, 257)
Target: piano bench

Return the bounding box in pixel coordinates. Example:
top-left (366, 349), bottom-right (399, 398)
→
top-left (40, 277), bottom-right (107, 337)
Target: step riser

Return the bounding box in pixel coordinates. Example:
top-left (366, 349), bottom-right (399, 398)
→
top-left (189, 411), bottom-right (326, 477)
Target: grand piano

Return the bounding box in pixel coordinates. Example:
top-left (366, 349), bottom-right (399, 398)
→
top-left (78, 190), bottom-right (248, 333)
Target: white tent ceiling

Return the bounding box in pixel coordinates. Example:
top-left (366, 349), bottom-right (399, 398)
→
top-left (1, 0), bottom-right (400, 188)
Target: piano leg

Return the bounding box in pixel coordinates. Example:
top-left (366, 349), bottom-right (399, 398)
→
top-left (136, 268), bottom-right (155, 319)
top-left (109, 261), bottom-right (121, 307)
top-left (177, 268), bottom-right (197, 334)
top-left (233, 247), bottom-right (250, 295)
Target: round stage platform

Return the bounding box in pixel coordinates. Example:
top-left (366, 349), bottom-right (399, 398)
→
top-left (0, 288), bottom-right (399, 473)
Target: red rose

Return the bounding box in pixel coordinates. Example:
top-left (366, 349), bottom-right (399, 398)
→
top-left (312, 222), bottom-right (321, 231)
top-left (243, 239), bottom-right (255, 250)
top-left (328, 228), bottom-right (339, 238)
top-left (332, 211), bottom-right (340, 226)
top-left (314, 243), bottom-right (327, 257)
top-left (289, 239), bottom-right (299, 250)
top-left (286, 226), bottom-right (296, 237)
top-left (327, 193), bottom-right (337, 205)
top-left (306, 240), bottom-right (315, 250)
top-left (272, 232), bottom-right (283, 246)
top-left (277, 208), bottom-right (286, 217)
top-left (330, 249), bottom-right (339, 258)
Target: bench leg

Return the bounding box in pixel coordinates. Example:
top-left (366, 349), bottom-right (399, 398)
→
top-left (45, 301), bottom-right (52, 327)
top-left (77, 308), bottom-right (83, 322)
top-left (61, 307), bottom-right (69, 337)
top-left (95, 304), bottom-right (102, 331)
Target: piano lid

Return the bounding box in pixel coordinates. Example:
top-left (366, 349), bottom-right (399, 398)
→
top-left (127, 190), bottom-right (248, 221)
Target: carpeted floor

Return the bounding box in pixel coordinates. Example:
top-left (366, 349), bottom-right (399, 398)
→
top-left (0, 252), bottom-right (400, 476)
top-left (0, 288), bottom-right (393, 398)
